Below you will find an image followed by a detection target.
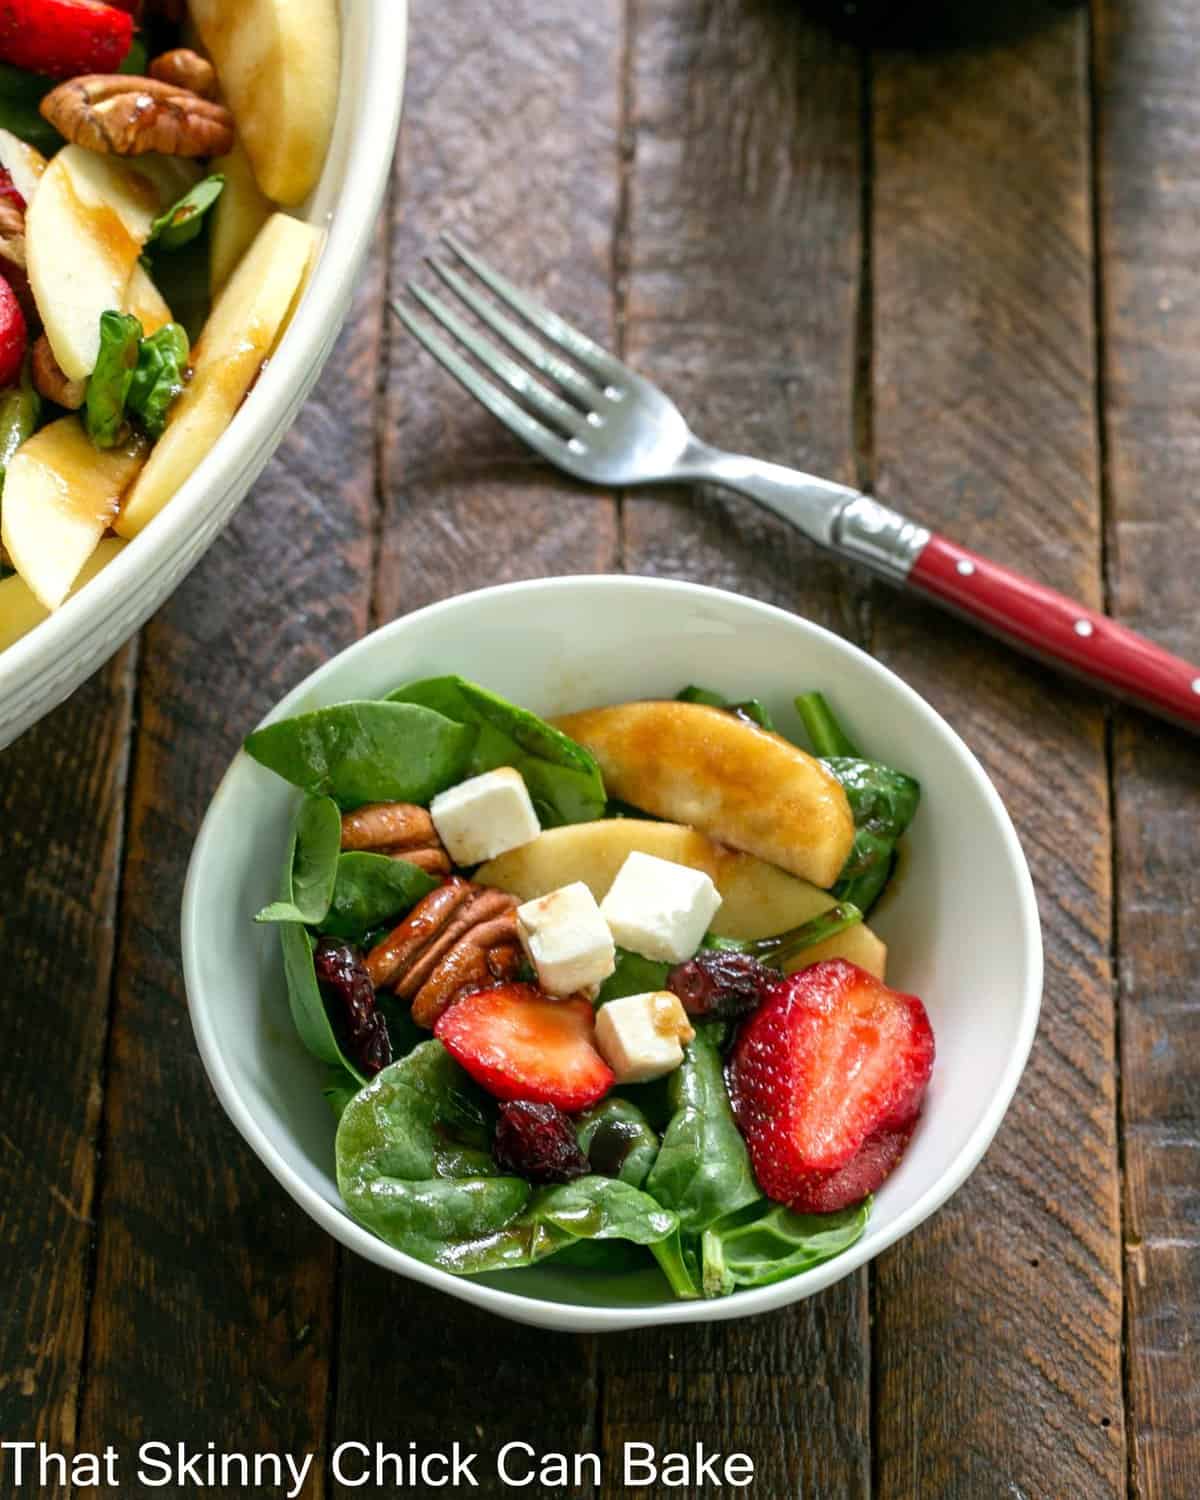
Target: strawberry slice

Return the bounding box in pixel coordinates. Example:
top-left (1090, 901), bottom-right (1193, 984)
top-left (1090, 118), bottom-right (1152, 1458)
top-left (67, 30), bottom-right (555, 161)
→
top-left (728, 959), bottom-right (935, 1214)
top-left (0, 273), bottom-right (27, 388)
top-left (434, 983), bottom-right (614, 1112)
top-left (0, 0), bottom-right (134, 80)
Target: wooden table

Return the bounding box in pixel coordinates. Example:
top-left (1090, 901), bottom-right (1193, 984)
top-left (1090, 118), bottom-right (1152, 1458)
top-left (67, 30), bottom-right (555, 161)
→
top-left (2, 2), bottom-right (1197, 1495)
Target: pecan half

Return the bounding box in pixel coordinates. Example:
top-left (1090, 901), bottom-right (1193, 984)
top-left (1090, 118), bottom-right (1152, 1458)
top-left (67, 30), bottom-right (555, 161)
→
top-left (366, 878), bottom-right (523, 1028)
top-left (39, 75), bottom-right (234, 158)
top-left (149, 49), bottom-right (216, 100)
top-left (0, 200), bottom-right (34, 326)
top-left (32, 335), bottom-right (85, 410)
top-left (339, 802), bottom-right (452, 876)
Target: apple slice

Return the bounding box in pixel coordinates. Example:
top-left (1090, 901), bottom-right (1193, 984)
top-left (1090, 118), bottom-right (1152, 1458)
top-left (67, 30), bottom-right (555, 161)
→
top-left (553, 701), bottom-right (856, 889)
top-left (25, 146), bottom-right (199, 381)
top-left (1, 417), bottom-right (146, 610)
top-left (0, 128), bottom-right (48, 204)
top-left (209, 138), bottom-right (273, 293)
top-left (477, 820), bottom-right (887, 979)
top-left (116, 213), bottom-right (320, 539)
top-left (189, 0), bottom-right (340, 206)
top-left (0, 536), bottom-right (127, 652)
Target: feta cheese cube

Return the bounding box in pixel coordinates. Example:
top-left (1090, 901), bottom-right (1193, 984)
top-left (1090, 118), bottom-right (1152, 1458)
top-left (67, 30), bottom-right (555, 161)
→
top-left (599, 851), bottom-right (722, 963)
top-left (595, 991), bottom-right (696, 1084)
top-left (516, 881), bottom-right (616, 997)
top-left (429, 766), bottom-right (540, 866)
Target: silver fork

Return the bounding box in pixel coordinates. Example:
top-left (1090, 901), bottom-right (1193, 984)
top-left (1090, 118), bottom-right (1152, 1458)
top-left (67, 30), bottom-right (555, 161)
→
top-left (394, 235), bottom-right (1200, 735)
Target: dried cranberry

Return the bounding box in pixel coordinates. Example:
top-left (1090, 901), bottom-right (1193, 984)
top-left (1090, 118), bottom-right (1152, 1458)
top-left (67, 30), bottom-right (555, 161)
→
top-left (314, 937), bottom-right (392, 1077)
top-left (492, 1100), bottom-right (589, 1184)
top-left (0, 169), bottom-right (24, 211)
top-left (667, 949), bottom-right (775, 1021)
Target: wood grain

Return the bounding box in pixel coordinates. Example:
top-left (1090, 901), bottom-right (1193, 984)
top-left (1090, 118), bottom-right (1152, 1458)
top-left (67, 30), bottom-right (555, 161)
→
top-left (869, 13), bottom-right (1126, 1498)
top-left (0, 651), bottom-right (134, 1497)
top-left (1094, 3), bottom-right (1200, 1495)
top-left (603, 4), bottom-right (871, 1497)
top-left (73, 230), bottom-right (387, 1488)
top-left (332, 6), bottom-right (622, 1493)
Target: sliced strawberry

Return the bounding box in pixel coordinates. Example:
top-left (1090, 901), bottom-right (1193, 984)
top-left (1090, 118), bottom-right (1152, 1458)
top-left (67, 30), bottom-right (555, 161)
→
top-left (434, 983), bottom-right (614, 1112)
top-left (0, 273), bottom-right (27, 388)
top-left (0, 0), bottom-right (134, 80)
top-left (728, 959), bottom-right (935, 1214)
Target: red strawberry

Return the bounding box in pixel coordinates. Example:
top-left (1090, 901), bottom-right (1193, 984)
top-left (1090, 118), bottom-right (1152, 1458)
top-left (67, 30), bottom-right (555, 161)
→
top-left (728, 959), bottom-right (935, 1214)
top-left (434, 983), bottom-right (614, 1112)
top-left (0, 273), bottom-right (27, 389)
top-left (0, 0), bottom-right (134, 80)
top-left (0, 169), bottom-right (24, 212)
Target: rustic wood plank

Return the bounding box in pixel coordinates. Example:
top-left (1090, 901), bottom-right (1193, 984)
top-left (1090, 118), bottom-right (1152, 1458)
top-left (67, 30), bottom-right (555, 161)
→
top-left (869, 15), bottom-right (1126, 1498)
top-left (602, 5), bottom-right (871, 1497)
top-left (0, 650), bottom-right (134, 1494)
top-left (332, 6), bottom-right (622, 1492)
top-left (1094, 3), bottom-right (1200, 1495)
top-left (74, 228), bottom-right (387, 1484)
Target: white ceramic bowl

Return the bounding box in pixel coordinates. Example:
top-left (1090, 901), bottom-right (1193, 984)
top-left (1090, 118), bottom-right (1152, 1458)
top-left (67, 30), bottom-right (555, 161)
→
top-left (0, 0), bottom-right (408, 749)
top-left (182, 576), bottom-right (1042, 1333)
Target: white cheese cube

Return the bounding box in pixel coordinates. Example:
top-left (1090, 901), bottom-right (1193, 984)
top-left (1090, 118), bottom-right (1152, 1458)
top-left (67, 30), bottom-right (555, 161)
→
top-left (429, 766), bottom-right (540, 866)
top-left (595, 991), bottom-right (696, 1084)
top-left (599, 851), bottom-right (722, 963)
top-left (516, 881), bottom-right (616, 997)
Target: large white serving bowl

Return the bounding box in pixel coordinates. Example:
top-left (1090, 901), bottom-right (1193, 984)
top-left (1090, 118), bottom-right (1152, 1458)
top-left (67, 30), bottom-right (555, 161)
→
top-left (0, 0), bottom-right (408, 749)
top-left (182, 576), bottom-right (1042, 1333)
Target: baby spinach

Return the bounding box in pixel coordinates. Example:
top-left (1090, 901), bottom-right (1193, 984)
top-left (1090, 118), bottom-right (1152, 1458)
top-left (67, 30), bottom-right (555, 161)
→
top-left (336, 1043), bottom-right (678, 1273)
top-left (336, 1042), bottom-right (526, 1263)
top-left (0, 364), bottom-right (39, 498)
top-left (704, 902), bottom-right (864, 970)
top-left (596, 948), bottom-right (670, 1005)
top-left (796, 691), bottom-right (920, 914)
top-left (700, 1199), bottom-right (870, 1296)
top-left (676, 684), bottom-right (775, 731)
top-left (644, 1023), bottom-right (760, 1240)
top-left (388, 676), bottom-right (606, 827)
top-left (444, 1176), bottom-right (679, 1276)
top-left (575, 1097), bottom-right (660, 1188)
top-left (127, 322), bottom-right (189, 438)
top-left (0, 64), bottom-right (62, 153)
top-left (319, 853), bottom-right (439, 942)
top-left (85, 311), bottom-right (141, 448)
top-left (146, 174), bottom-right (225, 253)
top-left (244, 701), bottom-right (473, 809)
top-left (254, 795), bottom-right (341, 926)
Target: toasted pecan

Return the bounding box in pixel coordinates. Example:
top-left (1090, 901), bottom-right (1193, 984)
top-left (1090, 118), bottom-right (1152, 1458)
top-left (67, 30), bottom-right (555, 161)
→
top-left (32, 335), bottom-right (86, 410)
top-left (148, 49), bottom-right (216, 99)
top-left (39, 74), bottom-right (234, 157)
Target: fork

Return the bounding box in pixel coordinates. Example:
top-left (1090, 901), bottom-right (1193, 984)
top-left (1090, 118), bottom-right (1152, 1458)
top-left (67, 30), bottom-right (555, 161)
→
top-left (395, 235), bottom-right (1200, 735)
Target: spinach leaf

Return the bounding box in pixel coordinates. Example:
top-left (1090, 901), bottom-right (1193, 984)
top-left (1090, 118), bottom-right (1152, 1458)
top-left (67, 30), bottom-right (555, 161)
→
top-left (644, 1023), bottom-right (760, 1238)
top-left (149, 230), bottom-right (211, 343)
top-left (796, 691), bottom-right (920, 914)
top-left (552, 1240), bottom-right (654, 1272)
top-left (85, 311), bottom-right (141, 448)
top-left (127, 322), bottom-right (189, 439)
top-left (336, 1043), bottom-right (679, 1275)
top-left (146, 174), bottom-right (225, 253)
top-left (676, 684), bottom-right (775, 731)
top-left (443, 1176), bottom-right (678, 1276)
top-left (244, 701), bottom-right (473, 809)
top-left (272, 821), bottom-right (364, 1089)
top-left (575, 1097), bottom-right (660, 1187)
top-left (389, 676), bottom-right (605, 827)
top-left (650, 1226), bottom-right (702, 1300)
top-left (318, 852), bottom-right (439, 942)
top-left (254, 794), bottom-right (341, 925)
top-left (0, 64), bottom-right (62, 153)
top-left (704, 902), bottom-right (864, 970)
top-left (700, 1198), bottom-right (870, 1296)
top-left (596, 948), bottom-right (670, 1005)
top-left (336, 1042), bottom-right (532, 1263)
top-left (118, 38), bottom-right (148, 75)
top-left (0, 363), bottom-right (40, 497)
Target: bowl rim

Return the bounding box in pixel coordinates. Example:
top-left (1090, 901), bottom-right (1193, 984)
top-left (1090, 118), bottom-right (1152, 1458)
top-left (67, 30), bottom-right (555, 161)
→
top-left (182, 574), bottom-right (1043, 1332)
top-left (0, 0), bottom-right (409, 708)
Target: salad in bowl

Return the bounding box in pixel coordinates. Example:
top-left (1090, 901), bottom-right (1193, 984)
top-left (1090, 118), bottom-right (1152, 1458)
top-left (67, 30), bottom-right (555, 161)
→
top-left (0, 0), bottom-right (340, 650)
top-left (243, 673), bottom-right (934, 1301)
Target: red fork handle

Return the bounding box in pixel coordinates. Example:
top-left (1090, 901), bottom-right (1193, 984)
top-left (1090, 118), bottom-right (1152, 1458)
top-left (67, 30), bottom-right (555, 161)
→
top-left (907, 533), bottom-right (1200, 731)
